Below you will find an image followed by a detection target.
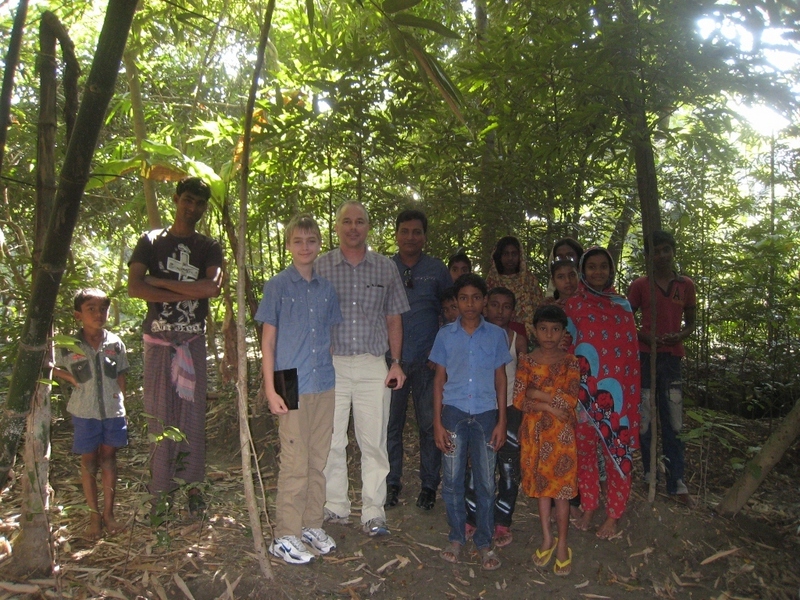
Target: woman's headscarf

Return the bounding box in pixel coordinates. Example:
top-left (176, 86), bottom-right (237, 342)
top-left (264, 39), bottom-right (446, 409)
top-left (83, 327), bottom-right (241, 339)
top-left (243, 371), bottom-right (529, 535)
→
top-left (486, 236), bottom-right (543, 340)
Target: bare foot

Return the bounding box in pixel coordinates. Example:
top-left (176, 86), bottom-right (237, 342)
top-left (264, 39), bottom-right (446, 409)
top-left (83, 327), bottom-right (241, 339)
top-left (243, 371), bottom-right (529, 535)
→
top-left (596, 516), bottom-right (619, 539)
top-left (569, 505), bottom-right (582, 521)
top-left (85, 512), bottom-right (102, 540)
top-left (103, 514), bottom-right (126, 535)
top-left (574, 509), bottom-right (594, 531)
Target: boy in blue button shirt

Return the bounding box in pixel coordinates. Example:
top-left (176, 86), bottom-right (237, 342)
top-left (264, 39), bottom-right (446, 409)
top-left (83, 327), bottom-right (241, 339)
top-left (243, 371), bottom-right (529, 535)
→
top-left (256, 214), bottom-right (343, 565)
top-left (431, 273), bottom-right (511, 571)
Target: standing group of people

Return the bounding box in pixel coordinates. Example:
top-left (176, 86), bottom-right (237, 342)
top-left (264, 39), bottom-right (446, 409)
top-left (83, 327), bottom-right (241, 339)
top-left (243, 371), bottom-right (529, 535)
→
top-left (54, 177), bottom-right (695, 577)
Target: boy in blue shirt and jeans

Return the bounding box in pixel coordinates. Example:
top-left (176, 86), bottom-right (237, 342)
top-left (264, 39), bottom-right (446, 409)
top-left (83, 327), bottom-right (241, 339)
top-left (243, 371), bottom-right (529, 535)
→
top-left (256, 214), bottom-right (343, 565)
top-left (431, 274), bottom-right (511, 571)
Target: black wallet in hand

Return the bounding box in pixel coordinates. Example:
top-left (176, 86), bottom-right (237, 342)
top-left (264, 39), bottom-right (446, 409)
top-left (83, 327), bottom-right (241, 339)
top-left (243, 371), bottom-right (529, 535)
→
top-left (274, 368), bottom-right (299, 410)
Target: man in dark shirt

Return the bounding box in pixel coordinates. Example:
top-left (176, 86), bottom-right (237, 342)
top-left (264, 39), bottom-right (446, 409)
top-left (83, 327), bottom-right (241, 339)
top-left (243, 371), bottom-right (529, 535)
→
top-left (386, 210), bottom-right (452, 510)
top-left (128, 177), bottom-right (223, 516)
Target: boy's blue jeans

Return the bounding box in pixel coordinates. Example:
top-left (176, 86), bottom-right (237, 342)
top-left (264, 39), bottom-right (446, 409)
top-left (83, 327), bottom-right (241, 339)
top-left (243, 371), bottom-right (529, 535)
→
top-left (639, 352), bottom-right (685, 494)
top-left (441, 405), bottom-right (497, 549)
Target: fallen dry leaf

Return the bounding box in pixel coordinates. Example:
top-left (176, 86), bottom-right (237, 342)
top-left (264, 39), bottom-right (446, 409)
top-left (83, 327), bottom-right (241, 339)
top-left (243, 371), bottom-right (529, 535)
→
top-left (701, 547), bottom-right (740, 565)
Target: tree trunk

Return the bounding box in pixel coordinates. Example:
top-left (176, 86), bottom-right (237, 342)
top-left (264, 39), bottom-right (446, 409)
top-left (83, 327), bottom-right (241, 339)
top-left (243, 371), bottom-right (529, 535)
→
top-left (236, 0), bottom-right (277, 581)
top-left (123, 49), bottom-right (161, 229)
top-left (0, 0), bottom-right (29, 175)
top-left (0, 0), bottom-right (139, 491)
top-left (716, 398), bottom-right (800, 516)
top-left (606, 197), bottom-right (634, 272)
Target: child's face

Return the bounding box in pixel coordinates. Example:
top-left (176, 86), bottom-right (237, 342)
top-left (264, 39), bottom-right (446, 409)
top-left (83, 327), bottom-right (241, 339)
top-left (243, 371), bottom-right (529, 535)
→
top-left (456, 285), bottom-right (486, 320)
top-left (553, 265), bottom-right (578, 299)
top-left (534, 320), bottom-right (565, 350)
top-left (449, 260), bottom-right (470, 282)
top-left (485, 293), bottom-right (514, 329)
top-left (75, 297), bottom-right (109, 333)
top-left (583, 253), bottom-right (611, 291)
top-left (286, 227), bottom-right (321, 267)
top-left (442, 298), bottom-right (459, 323)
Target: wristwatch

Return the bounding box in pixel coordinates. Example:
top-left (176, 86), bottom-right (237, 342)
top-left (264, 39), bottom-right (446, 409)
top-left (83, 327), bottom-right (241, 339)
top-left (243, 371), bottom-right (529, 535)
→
top-left (390, 358), bottom-right (402, 366)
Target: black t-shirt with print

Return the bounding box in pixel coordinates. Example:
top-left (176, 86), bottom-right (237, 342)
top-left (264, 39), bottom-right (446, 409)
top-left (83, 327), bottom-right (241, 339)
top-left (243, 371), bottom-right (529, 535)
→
top-left (129, 229), bottom-right (223, 334)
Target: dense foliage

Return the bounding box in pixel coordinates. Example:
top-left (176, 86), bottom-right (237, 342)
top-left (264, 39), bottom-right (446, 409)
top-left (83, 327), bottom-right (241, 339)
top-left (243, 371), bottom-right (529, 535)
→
top-left (1, 0), bottom-right (798, 415)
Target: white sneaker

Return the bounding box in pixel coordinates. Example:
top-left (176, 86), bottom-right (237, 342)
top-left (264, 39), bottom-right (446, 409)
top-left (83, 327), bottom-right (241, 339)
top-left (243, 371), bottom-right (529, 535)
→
top-left (362, 517), bottom-right (390, 537)
top-left (302, 527), bottom-right (337, 554)
top-left (269, 535), bottom-right (314, 565)
top-left (323, 507), bottom-right (351, 525)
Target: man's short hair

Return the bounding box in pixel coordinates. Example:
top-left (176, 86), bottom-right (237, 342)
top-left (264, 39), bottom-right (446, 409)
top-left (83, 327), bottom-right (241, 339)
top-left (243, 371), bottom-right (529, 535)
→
top-left (644, 230), bottom-right (676, 253)
top-left (453, 273), bottom-right (487, 297)
top-left (448, 251), bottom-right (471, 270)
top-left (533, 304), bottom-right (567, 328)
top-left (395, 209), bottom-right (428, 233)
top-left (285, 213), bottom-right (321, 241)
top-left (335, 200), bottom-right (370, 225)
top-left (176, 176), bottom-right (211, 200)
top-left (487, 286), bottom-right (516, 309)
top-left (74, 288), bottom-right (110, 311)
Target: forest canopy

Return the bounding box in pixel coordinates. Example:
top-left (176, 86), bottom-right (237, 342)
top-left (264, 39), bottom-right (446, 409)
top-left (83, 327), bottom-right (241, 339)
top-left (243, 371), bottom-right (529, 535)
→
top-left (1, 0), bottom-right (799, 417)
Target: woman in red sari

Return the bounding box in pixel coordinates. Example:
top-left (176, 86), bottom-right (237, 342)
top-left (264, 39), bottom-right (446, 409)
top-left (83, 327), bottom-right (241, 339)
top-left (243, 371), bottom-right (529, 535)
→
top-left (564, 247), bottom-right (640, 539)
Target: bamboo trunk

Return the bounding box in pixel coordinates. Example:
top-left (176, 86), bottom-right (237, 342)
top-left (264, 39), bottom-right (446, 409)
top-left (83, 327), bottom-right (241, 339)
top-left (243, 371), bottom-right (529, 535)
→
top-left (0, 0), bottom-right (29, 175)
top-left (716, 398), bottom-right (800, 516)
top-left (236, 0), bottom-right (277, 581)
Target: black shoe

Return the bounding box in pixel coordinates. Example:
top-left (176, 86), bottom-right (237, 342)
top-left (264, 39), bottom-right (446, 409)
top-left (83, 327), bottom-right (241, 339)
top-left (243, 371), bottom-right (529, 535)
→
top-left (385, 484), bottom-right (401, 509)
top-left (416, 487), bottom-right (436, 510)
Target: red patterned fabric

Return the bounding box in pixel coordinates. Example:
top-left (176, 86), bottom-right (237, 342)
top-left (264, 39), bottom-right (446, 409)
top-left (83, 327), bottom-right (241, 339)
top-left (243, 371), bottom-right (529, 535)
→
top-left (564, 248), bottom-right (640, 516)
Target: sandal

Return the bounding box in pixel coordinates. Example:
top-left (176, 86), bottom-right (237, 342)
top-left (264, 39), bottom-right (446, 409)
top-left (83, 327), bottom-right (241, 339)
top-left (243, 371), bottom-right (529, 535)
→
top-left (532, 537), bottom-right (558, 567)
top-left (554, 547), bottom-right (572, 576)
top-left (465, 523), bottom-right (476, 542)
top-left (440, 542), bottom-right (462, 564)
top-left (493, 524), bottom-right (513, 548)
top-left (480, 548), bottom-right (501, 571)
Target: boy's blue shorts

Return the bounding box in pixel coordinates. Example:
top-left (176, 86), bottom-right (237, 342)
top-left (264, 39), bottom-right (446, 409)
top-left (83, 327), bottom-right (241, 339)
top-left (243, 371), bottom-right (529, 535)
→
top-left (72, 416), bottom-right (128, 454)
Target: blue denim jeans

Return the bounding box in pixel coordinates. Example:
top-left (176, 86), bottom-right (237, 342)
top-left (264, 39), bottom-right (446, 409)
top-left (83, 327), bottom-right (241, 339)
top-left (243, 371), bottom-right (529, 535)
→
top-left (387, 360), bottom-right (441, 490)
top-left (639, 352), bottom-right (685, 494)
top-left (465, 405), bottom-right (521, 528)
top-left (441, 405), bottom-right (497, 549)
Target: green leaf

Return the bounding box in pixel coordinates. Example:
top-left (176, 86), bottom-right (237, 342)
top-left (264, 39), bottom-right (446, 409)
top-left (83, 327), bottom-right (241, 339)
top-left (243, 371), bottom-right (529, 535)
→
top-left (479, 122), bottom-right (500, 138)
top-left (391, 14), bottom-right (460, 39)
top-left (52, 334), bottom-right (85, 356)
top-left (382, 0), bottom-right (423, 14)
top-left (142, 139), bottom-right (185, 159)
top-left (306, 0), bottom-right (315, 30)
top-left (86, 157), bottom-right (142, 190)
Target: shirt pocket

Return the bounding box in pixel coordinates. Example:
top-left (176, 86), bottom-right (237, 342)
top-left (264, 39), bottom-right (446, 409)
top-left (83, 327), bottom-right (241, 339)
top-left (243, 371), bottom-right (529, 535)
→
top-left (103, 354), bottom-right (119, 379)
top-left (282, 295), bottom-right (309, 326)
top-left (71, 359), bottom-right (92, 384)
top-left (360, 286), bottom-right (386, 317)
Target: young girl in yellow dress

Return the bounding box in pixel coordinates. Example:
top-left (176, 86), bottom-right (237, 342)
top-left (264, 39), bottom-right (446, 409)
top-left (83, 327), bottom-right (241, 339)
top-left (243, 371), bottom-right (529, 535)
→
top-left (513, 304), bottom-right (580, 575)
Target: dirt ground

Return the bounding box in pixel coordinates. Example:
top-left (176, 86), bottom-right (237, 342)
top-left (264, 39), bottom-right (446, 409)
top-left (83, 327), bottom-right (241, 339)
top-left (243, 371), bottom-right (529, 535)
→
top-left (1, 379), bottom-right (799, 600)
